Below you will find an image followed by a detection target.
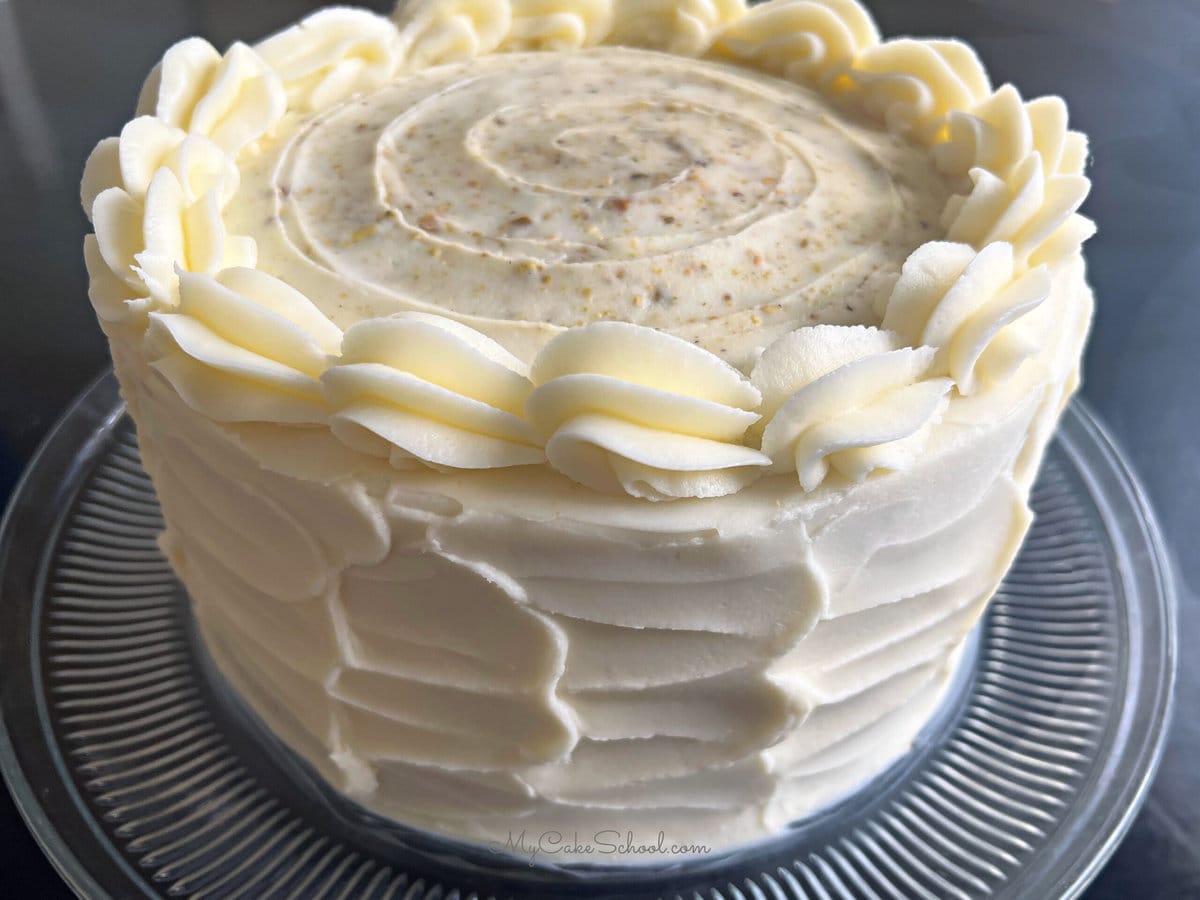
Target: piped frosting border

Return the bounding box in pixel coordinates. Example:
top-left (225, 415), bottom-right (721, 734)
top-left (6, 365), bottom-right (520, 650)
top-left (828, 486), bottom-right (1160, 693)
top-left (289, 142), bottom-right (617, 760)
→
top-left (81, 0), bottom-right (1094, 500)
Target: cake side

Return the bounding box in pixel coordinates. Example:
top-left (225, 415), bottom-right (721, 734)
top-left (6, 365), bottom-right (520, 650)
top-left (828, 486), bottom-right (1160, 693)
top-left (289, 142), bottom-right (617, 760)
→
top-left (117, 314), bottom-right (1048, 855)
top-left (80, 0), bottom-right (1096, 862)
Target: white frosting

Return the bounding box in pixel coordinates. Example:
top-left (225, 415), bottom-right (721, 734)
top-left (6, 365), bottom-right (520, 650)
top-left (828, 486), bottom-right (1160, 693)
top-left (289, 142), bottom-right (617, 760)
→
top-left (711, 0), bottom-right (879, 83)
top-left (394, 0), bottom-right (514, 66)
top-left (83, 0), bottom-right (1096, 863)
top-left (527, 322), bottom-right (769, 499)
top-left (505, 0), bottom-right (615, 50)
top-left (943, 153), bottom-right (1093, 270)
top-left (752, 325), bottom-right (951, 489)
top-left (89, 168), bottom-right (256, 320)
top-left (138, 38), bottom-right (287, 155)
top-left (146, 267), bottom-right (342, 424)
top-left (883, 241), bottom-right (1051, 394)
top-left (606, 0), bottom-right (746, 56)
top-left (257, 8), bottom-right (405, 111)
top-left (935, 84), bottom-right (1090, 180)
top-left (850, 38), bottom-right (990, 140)
top-left (120, 336), bottom-right (1050, 857)
top-left (324, 313), bottom-right (545, 469)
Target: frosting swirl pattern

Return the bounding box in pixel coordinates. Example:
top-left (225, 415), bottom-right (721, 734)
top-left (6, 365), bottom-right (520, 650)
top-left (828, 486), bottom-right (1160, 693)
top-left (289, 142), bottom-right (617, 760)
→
top-left (137, 38), bottom-right (286, 155)
top-left (943, 153), bottom-right (1092, 269)
top-left (752, 325), bottom-right (951, 489)
top-left (935, 85), bottom-right (1090, 180)
top-left (850, 38), bottom-right (990, 140)
top-left (882, 241), bottom-right (1051, 394)
top-left (608, 0), bottom-right (746, 56)
top-left (81, 118), bottom-right (238, 219)
top-left (81, 0), bottom-right (1098, 862)
top-left (146, 267), bottom-right (342, 424)
top-left (88, 168), bottom-right (255, 322)
top-left (242, 46), bottom-right (950, 367)
top-left (527, 322), bottom-right (768, 499)
top-left (323, 314), bottom-right (545, 470)
top-left (257, 8), bottom-right (405, 112)
top-left (503, 0), bottom-right (615, 50)
top-left (84, 0), bottom-right (1095, 501)
top-left (711, 0), bottom-right (879, 83)
top-left (393, 0), bottom-right (512, 67)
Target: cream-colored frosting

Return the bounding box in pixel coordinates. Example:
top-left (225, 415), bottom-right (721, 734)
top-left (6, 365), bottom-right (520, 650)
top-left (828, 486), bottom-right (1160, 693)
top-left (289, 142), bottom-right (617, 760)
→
top-left (81, 0), bottom-right (1096, 501)
top-left (751, 325), bottom-right (951, 490)
top-left (82, 0), bottom-right (1096, 863)
top-left (527, 322), bottom-right (770, 499)
top-left (224, 46), bottom-right (952, 367)
top-left (116, 313), bottom-right (1059, 857)
top-left (324, 313), bottom-right (546, 469)
top-left (146, 267), bottom-right (342, 423)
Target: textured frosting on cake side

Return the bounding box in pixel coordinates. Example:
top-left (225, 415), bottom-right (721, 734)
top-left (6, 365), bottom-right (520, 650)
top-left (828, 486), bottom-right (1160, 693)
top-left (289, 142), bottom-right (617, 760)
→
top-left (80, 0), bottom-right (1096, 862)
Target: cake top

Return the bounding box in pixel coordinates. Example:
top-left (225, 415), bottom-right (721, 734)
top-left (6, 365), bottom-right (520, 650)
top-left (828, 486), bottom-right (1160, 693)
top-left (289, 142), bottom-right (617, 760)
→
top-left (225, 45), bottom-right (951, 367)
top-left (81, 0), bottom-right (1094, 501)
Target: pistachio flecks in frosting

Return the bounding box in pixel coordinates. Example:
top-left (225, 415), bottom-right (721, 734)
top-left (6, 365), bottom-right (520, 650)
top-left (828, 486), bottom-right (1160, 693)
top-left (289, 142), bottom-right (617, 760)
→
top-left (83, 0), bottom-right (1096, 501)
top-left (229, 47), bottom-right (952, 366)
top-left (82, 0), bottom-right (1097, 859)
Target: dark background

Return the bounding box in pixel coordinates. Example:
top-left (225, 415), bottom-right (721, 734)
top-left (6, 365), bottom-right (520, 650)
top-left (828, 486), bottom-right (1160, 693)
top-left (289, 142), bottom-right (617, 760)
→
top-left (1, 0), bottom-right (1196, 896)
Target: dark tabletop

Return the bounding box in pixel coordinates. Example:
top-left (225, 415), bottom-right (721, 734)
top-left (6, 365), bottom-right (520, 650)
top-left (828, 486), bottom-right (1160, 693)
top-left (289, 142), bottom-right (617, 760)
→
top-left (1, 1), bottom-right (1196, 897)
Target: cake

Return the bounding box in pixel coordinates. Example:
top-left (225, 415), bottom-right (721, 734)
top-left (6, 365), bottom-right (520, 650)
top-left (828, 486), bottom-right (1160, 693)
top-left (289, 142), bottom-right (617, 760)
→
top-left (80, 0), bottom-right (1094, 862)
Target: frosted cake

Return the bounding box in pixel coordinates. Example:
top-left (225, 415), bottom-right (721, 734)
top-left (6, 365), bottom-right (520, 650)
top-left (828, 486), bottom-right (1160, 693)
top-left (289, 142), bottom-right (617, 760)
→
top-left (80, 0), bottom-right (1094, 862)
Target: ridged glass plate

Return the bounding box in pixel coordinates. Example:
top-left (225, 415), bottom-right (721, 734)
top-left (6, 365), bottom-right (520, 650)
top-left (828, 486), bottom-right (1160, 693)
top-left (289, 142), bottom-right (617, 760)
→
top-left (0, 373), bottom-right (1176, 900)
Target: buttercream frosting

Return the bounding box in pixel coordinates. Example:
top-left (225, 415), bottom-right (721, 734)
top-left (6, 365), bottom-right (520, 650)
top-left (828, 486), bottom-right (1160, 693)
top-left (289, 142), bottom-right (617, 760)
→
top-left (224, 45), bottom-right (951, 369)
top-left (81, 0), bottom-right (1096, 863)
top-left (324, 313), bottom-right (545, 469)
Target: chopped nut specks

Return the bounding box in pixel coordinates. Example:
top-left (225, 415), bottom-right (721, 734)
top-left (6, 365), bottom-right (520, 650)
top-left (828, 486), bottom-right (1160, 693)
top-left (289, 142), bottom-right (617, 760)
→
top-left (246, 46), bottom-right (953, 367)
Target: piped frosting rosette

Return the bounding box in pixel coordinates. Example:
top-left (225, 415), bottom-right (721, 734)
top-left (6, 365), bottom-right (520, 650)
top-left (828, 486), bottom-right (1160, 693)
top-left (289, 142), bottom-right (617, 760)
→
top-left (81, 0), bottom-right (1095, 502)
top-left (84, 166), bottom-right (255, 327)
top-left (503, 0), bottom-right (616, 51)
top-left (751, 325), bottom-right (952, 491)
top-left (526, 323), bottom-right (770, 500)
top-left (704, 0), bottom-right (1094, 270)
top-left (710, 0), bottom-right (879, 85)
top-left (882, 241), bottom-right (1052, 395)
top-left (322, 314), bottom-right (546, 471)
top-left (145, 267), bottom-right (342, 424)
top-left (606, 0), bottom-right (747, 56)
top-left (257, 8), bottom-right (405, 111)
top-left (135, 38), bottom-right (287, 154)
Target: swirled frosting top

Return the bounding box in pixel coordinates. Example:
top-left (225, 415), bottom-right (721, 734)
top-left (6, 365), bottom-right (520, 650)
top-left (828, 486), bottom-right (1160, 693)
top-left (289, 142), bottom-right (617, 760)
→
top-left (83, 0), bottom-right (1094, 498)
top-left (226, 47), bottom-right (952, 365)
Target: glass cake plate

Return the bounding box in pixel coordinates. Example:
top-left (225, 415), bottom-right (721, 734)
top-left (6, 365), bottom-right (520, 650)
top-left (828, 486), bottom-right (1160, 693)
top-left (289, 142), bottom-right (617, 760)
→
top-left (0, 372), bottom-right (1176, 900)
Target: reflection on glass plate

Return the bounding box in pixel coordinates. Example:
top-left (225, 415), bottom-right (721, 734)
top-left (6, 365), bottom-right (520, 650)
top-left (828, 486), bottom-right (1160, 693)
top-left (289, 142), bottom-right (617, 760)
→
top-left (0, 373), bottom-right (1176, 900)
